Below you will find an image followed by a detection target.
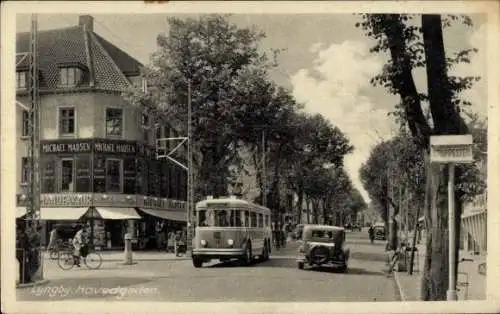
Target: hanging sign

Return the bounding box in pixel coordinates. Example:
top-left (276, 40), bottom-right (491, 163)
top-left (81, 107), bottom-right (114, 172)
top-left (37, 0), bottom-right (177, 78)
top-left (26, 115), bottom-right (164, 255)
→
top-left (430, 135), bottom-right (474, 164)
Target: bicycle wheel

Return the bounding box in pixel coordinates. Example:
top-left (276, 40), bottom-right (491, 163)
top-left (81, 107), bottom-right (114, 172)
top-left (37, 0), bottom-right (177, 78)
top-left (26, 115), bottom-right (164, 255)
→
top-left (58, 252), bottom-right (75, 270)
top-left (84, 252), bottom-right (102, 269)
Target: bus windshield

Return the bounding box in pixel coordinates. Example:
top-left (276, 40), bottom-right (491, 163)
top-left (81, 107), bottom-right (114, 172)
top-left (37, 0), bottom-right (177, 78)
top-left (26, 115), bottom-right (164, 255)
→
top-left (197, 208), bottom-right (246, 227)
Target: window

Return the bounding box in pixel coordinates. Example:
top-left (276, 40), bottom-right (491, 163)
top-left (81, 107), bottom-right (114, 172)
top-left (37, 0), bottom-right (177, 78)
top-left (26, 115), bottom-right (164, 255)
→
top-left (106, 108), bottom-right (123, 137)
top-left (59, 108), bottom-right (75, 136)
top-left (60, 159), bottom-right (74, 192)
top-left (105, 159), bottom-right (122, 192)
top-left (250, 212), bottom-right (257, 228)
top-left (59, 67), bottom-right (82, 86)
top-left (21, 157), bottom-right (30, 184)
top-left (16, 71), bottom-right (27, 89)
top-left (21, 110), bottom-right (30, 137)
top-left (258, 214), bottom-right (263, 228)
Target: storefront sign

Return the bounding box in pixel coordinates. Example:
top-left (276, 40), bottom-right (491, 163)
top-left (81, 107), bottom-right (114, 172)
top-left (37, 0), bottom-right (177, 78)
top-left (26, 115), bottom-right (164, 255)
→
top-left (92, 194), bottom-right (137, 207)
top-left (138, 196), bottom-right (187, 211)
top-left (94, 141), bottom-right (136, 154)
top-left (41, 193), bottom-right (93, 207)
top-left (40, 139), bottom-right (143, 155)
top-left (430, 135), bottom-right (474, 164)
top-left (41, 141), bottom-right (92, 154)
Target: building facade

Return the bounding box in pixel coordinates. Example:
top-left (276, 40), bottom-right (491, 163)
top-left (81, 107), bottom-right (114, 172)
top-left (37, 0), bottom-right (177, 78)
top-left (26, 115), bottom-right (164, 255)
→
top-left (16, 15), bottom-right (187, 249)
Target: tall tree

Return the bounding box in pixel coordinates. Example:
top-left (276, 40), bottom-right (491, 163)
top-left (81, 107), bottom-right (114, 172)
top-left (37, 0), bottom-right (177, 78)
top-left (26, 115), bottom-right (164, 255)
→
top-left (357, 14), bottom-right (484, 300)
top-left (124, 14), bottom-right (280, 197)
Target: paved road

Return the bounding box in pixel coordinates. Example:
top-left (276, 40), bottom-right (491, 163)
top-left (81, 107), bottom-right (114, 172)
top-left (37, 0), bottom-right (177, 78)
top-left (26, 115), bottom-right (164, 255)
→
top-left (17, 230), bottom-right (399, 302)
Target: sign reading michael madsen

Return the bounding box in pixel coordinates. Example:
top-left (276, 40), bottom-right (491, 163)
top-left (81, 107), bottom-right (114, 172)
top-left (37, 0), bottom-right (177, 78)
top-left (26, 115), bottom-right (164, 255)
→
top-left (41, 139), bottom-right (151, 155)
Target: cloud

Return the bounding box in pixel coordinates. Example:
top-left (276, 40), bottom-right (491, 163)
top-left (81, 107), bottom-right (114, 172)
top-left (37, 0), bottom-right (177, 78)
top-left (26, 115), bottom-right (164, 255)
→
top-left (448, 24), bottom-right (487, 117)
top-left (291, 40), bottom-right (396, 204)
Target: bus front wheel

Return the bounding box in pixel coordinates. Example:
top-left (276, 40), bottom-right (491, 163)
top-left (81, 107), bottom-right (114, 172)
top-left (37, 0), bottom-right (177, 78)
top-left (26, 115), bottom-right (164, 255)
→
top-left (192, 256), bottom-right (203, 268)
top-left (241, 243), bottom-right (253, 266)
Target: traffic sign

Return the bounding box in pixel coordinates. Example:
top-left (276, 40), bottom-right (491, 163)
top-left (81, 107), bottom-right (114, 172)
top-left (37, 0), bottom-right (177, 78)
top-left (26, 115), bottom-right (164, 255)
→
top-left (430, 135), bottom-right (473, 164)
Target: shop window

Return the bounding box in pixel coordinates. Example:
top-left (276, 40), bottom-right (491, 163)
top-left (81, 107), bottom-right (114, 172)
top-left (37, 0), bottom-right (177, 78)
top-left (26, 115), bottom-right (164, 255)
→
top-left (41, 157), bottom-right (56, 193)
top-left (106, 108), bottom-right (123, 137)
top-left (106, 159), bottom-right (122, 192)
top-left (75, 155), bottom-right (91, 193)
top-left (60, 159), bottom-right (74, 192)
top-left (21, 110), bottom-right (30, 137)
top-left (123, 157), bottom-right (136, 195)
top-left (21, 157), bottom-right (30, 184)
top-left (59, 67), bottom-right (82, 87)
top-left (59, 108), bottom-right (75, 136)
top-left (16, 71), bottom-right (27, 90)
top-left (93, 155), bottom-right (106, 193)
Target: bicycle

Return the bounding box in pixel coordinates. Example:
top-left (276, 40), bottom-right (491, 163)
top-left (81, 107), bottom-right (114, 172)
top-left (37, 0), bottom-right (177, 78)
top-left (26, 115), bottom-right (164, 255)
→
top-left (49, 240), bottom-right (73, 260)
top-left (457, 258), bottom-right (473, 300)
top-left (58, 245), bottom-right (103, 270)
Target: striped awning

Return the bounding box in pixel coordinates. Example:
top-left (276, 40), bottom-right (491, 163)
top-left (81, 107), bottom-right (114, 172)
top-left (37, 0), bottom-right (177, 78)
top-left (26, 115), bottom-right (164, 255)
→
top-left (461, 210), bottom-right (487, 253)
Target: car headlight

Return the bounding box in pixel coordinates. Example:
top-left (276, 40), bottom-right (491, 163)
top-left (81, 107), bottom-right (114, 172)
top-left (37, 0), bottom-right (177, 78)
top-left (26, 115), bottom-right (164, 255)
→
top-left (200, 239), bottom-right (207, 247)
top-left (227, 239), bottom-right (234, 246)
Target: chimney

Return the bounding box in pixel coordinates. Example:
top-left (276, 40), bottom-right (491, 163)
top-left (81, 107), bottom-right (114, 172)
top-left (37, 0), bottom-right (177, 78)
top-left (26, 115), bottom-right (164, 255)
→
top-left (78, 15), bottom-right (94, 32)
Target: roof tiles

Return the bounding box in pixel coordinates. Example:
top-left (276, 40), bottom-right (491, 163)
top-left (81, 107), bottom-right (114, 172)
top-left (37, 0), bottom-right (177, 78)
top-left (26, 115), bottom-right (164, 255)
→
top-left (16, 24), bottom-right (142, 93)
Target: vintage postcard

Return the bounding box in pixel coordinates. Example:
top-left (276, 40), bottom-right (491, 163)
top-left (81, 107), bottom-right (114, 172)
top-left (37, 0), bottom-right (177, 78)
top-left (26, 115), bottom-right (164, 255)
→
top-left (1, 1), bottom-right (499, 313)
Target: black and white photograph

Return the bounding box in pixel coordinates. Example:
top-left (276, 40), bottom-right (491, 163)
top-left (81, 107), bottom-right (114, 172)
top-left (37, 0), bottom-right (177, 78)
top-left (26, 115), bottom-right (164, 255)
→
top-left (1, 1), bottom-right (499, 313)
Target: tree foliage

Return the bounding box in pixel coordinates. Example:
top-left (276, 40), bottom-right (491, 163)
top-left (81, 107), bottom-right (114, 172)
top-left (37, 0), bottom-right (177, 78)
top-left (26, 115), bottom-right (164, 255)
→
top-left (356, 14), bottom-right (485, 300)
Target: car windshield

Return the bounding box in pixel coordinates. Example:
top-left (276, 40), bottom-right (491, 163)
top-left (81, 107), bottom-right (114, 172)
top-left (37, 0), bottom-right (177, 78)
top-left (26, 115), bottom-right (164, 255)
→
top-left (304, 229), bottom-right (344, 243)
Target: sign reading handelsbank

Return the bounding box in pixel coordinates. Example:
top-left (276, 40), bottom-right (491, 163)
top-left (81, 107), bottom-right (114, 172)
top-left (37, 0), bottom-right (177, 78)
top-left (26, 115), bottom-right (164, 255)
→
top-left (430, 135), bottom-right (474, 164)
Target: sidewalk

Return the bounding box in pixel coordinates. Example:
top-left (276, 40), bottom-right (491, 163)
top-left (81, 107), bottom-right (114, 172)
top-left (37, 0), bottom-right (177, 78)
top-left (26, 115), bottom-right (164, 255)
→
top-left (42, 250), bottom-right (189, 262)
top-left (394, 244), bottom-right (486, 301)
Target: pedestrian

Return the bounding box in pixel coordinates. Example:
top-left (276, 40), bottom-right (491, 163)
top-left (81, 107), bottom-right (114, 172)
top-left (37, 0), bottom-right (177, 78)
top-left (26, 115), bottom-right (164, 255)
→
top-left (368, 225), bottom-right (374, 243)
top-left (16, 226), bottom-right (30, 283)
top-left (72, 225), bottom-right (85, 267)
top-left (167, 232), bottom-right (175, 253)
top-left (47, 226), bottom-right (59, 252)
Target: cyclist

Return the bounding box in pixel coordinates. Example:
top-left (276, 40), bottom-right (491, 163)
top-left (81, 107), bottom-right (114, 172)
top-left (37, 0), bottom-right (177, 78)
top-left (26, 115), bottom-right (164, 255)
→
top-left (72, 225), bottom-right (86, 267)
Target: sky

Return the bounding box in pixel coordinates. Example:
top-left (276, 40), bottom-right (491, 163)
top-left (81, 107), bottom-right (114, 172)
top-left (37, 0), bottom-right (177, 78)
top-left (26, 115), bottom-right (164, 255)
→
top-left (16, 13), bottom-right (487, 203)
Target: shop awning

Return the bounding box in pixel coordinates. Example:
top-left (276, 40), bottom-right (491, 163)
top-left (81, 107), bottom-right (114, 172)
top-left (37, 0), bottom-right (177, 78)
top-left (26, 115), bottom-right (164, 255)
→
top-left (40, 207), bottom-right (89, 220)
top-left (138, 208), bottom-right (187, 222)
top-left (16, 207), bottom-right (27, 218)
top-left (94, 207), bottom-right (141, 220)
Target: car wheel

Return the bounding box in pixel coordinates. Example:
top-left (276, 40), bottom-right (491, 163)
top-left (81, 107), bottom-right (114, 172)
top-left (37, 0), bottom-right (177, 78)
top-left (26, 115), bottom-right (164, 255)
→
top-left (297, 262), bottom-right (304, 270)
top-left (192, 256), bottom-right (203, 268)
top-left (339, 264), bottom-right (348, 273)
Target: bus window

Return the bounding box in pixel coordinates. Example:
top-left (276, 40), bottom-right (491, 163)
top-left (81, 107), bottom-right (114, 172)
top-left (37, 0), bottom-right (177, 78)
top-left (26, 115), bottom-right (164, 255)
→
top-left (242, 210), bottom-right (250, 227)
top-left (230, 210), bottom-right (242, 227)
top-left (258, 214), bottom-right (263, 228)
top-left (198, 210), bottom-right (208, 227)
top-left (250, 212), bottom-right (257, 227)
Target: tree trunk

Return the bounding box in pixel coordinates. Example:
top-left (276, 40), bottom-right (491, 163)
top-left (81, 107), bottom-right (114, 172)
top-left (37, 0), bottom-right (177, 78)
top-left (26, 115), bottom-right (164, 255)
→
top-left (296, 186), bottom-right (304, 224)
top-left (421, 155), bottom-right (449, 301)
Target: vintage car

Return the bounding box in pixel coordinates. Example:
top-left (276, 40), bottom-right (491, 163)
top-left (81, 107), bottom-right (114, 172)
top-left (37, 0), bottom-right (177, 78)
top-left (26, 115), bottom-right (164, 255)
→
top-left (373, 223), bottom-right (386, 240)
top-left (296, 224), bottom-right (349, 272)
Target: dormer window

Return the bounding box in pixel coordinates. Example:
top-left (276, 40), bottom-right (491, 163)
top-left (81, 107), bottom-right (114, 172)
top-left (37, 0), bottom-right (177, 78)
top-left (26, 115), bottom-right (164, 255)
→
top-left (16, 71), bottom-right (27, 90)
top-left (59, 67), bottom-right (83, 87)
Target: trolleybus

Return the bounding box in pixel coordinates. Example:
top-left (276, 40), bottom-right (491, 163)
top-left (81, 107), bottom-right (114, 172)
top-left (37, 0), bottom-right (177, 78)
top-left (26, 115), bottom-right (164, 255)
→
top-left (191, 196), bottom-right (272, 268)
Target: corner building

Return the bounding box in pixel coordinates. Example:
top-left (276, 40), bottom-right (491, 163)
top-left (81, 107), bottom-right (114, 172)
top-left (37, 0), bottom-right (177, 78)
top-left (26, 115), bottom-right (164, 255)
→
top-left (16, 15), bottom-right (187, 249)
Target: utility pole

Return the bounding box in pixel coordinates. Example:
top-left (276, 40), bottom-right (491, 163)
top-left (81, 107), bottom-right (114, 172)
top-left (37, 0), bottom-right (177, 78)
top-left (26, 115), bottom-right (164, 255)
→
top-left (186, 80), bottom-right (194, 256)
top-left (261, 130), bottom-right (267, 208)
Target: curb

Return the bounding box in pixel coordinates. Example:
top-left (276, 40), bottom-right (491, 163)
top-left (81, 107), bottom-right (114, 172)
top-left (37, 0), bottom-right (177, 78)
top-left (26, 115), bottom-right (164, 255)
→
top-left (16, 279), bottom-right (50, 289)
top-left (393, 271), bottom-right (407, 301)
